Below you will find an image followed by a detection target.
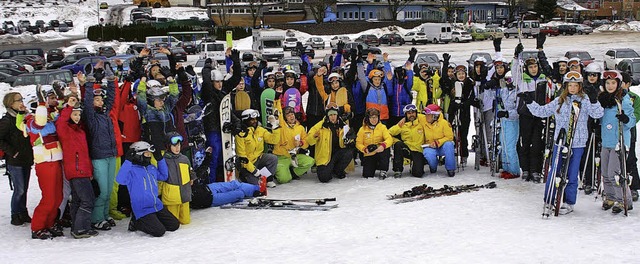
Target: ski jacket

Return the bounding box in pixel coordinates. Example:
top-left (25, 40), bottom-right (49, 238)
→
top-left (162, 152), bottom-right (195, 205)
top-left (273, 119), bottom-right (309, 157)
top-left (345, 61), bottom-right (367, 115)
top-left (383, 63), bottom-right (414, 117)
top-left (412, 73), bottom-right (442, 110)
top-left (84, 80), bottom-right (118, 159)
top-left (626, 90), bottom-right (640, 125)
top-left (600, 94), bottom-right (635, 149)
top-left (0, 112), bottom-right (33, 167)
top-left (388, 114), bottom-right (427, 152)
top-left (527, 94), bottom-right (603, 148)
top-left (202, 57), bottom-right (241, 133)
top-left (307, 119), bottom-right (348, 166)
top-left (116, 159), bottom-right (168, 219)
top-left (306, 70), bottom-right (327, 116)
top-left (137, 79), bottom-right (179, 151)
top-left (235, 126), bottom-right (281, 173)
top-left (313, 75), bottom-right (354, 114)
top-left (499, 87), bottom-right (519, 121)
top-left (118, 81), bottom-right (142, 144)
top-left (55, 106), bottom-right (93, 180)
top-left (356, 122), bottom-right (393, 157)
top-left (18, 103), bottom-right (62, 164)
top-left (364, 82), bottom-right (389, 120)
top-left (512, 60), bottom-right (548, 118)
top-left (447, 78), bottom-right (476, 122)
top-left (423, 114), bottom-right (454, 148)
top-left (172, 79), bottom-right (194, 150)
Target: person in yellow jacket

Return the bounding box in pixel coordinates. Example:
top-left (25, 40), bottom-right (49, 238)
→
top-left (307, 105), bottom-right (355, 183)
top-left (412, 63), bottom-right (442, 109)
top-left (161, 132), bottom-right (195, 225)
top-left (356, 108), bottom-right (394, 179)
top-left (389, 104), bottom-right (427, 178)
top-left (274, 106), bottom-right (315, 184)
top-left (235, 109), bottom-right (280, 187)
top-left (421, 104), bottom-right (457, 177)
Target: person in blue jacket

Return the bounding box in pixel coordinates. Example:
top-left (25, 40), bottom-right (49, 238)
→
top-left (383, 48), bottom-right (416, 126)
top-left (116, 141), bottom-right (180, 237)
top-left (598, 70), bottom-right (635, 214)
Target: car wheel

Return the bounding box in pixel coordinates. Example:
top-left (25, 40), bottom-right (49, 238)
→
top-left (433, 38), bottom-right (438, 44)
top-left (454, 38), bottom-right (459, 43)
top-left (412, 39), bottom-right (416, 45)
top-left (563, 32), bottom-right (567, 36)
top-left (489, 35), bottom-right (494, 40)
top-left (504, 33), bottom-right (509, 38)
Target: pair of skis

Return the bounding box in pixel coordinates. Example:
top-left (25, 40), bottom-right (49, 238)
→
top-left (472, 82), bottom-right (490, 172)
top-left (453, 82), bottom-right (464, 171)
top-left (615, 99), bottom-right (631, 216)
top-left (389, 182), bottom-right (497, 204)
top-left (220, 197), bottom-right (338, 211)
top-left (541, 80), bottom-right (557, 182)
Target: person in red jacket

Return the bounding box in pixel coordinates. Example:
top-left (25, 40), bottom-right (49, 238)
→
top-left (55, 95), bottom-right (98, 239)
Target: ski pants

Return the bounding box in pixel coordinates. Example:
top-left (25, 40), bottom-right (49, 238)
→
top-left (392, 141), bottom-right (425, 177)
top-left (91, 157), bottom-right (116, 223)
top-left (69, 178), bottom-right (95, 233)
top-left (317, 148), bottom-right (353, 183)
top-left (500, 119), bottom-right (521, 175)
top-left (628, 128), bottom-right (640, 190)
top-left (132, 207), bottom-right (180, 237)
top-left (109, 156), bottom-right (122, 216)
top-left (518, 115), bottom-right (544, 174)
top-left (165, 202), bottom-right (190, 225)
top-left (480, 110), bottom-right (494, 160)
top-left (601, 148), bottom-right (633, 204)
top-left (361, 148), bottom-right (391, 178)
top-left (209, 181), bottom-right (259, 207)
top-left (118, 143), bottom-right (132, 213)
top-left (7, 165), bottom-right (30, 216)
top-left (206, 131), bottom-right (223, 183)
top-left (305, 114), bottom-right (324, 159)
top-left (238, 153), bottom-right (278, 185)
top-left (275, 154), bottom-right (315, 184)
top-left (423, 141), bottom-right (456, 172)
top-left (58, 176), bottom-right (71, 219)
top-left (544, 146), bottom-right (584, 205)
top-left (31, 161), bottom-right (63, 232)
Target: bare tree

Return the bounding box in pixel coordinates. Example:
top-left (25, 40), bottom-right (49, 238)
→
top-left (248, 0), bottom-right (266, 28)
top-left (440, 0), bottom-right (460, 23)
top-left (216, 0), bottom-right (231, 28)
top-left (386, 0), bottom-right (415, 21)
top-left (305, 0), bottom-right (337, 24)
top-left (507, 0), bottom-right (518, 23)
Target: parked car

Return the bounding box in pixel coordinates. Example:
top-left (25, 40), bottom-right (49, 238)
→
top-left (49, 20), bottom-right (60, 28)
top-left (73, 46), bottom-right (90, 54)
top-left (617, 59), bottom-right (640, 85)
top-left (503, 20), bottom-right (540, 39)
top-left (305, 37), bottom-right (325, 49)
top-left (100, 2), bottom-right (108, 9)
top-left (25, 26), bottom-right (40, 34)
top-left (330, 36), bottom-right (351, 48)
top-left (467, 52), bottom-right (493, 69)
top-left (0, 59), bottom-right (28, 74)
top-left (126, 44), bottom-right (146, 55)
top-left (342, 42), bottom-right (381, 60)
top-left (170, 48), bottom-right (187, 62)
top-left (379, 33), bottom-right (404, 45)
top-left (46, 53), bottom-right (92, 69)
top-left (557, 25), bottom-right (576, 35)
top-left (278, 57), bottom-right (303, 73)
top-left (63, 20), bottom-right (73, 27)
top-left (414, 53), bottom-right (440, 73)
top-left (18, 20), bottom-right (31, 29)
top-left (97, 46), bottom-right (116, 58)
top-left (11, 55), bottom-right (45, 70)
top-left (12, 69), bottom-right (73, 87)
top-left (402, 32), bottom-right (428, 45)
top-left (484, 27), bottom-right (504, 40)
top-left (283, 37), bottom-right (298, 51)
top-left (0, 67), bottom-right (28, 77)
top-left (540, 26), bottom-right (560, 36)
top-left (575, 24), bottom-right (593, 35)
top-left (0, 71), bottom-right (16, 84)
top-left (107, 54), bottom-right (135, 74)
top-left (564, 51), bottom-right (595, 66)
top-left (520, 50), bottom-right (539, 60)
top-left (0, 48), bottom-right (45, 60)
top-left (60, 56), bottom-right (108, 74)
top-left (290, 45), bottom-right (315, 59)
top-left (604, 48), bottom-right (640, 70)
top-left (58, 24), bottom-right (69, 33)
top-left (591, 19), bottom-right (612, 28)
top-left (451, 31), bottom-right (472, 43)
top-left (354, 34), bottom-right (379, 47)
top-left (35, 20), bottom-right (46, 29)
top-left (467, 28), bottom-right (486, 41)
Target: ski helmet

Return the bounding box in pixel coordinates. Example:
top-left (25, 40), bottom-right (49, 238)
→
top-left (563, 71), bottom-right (583, 83)
top-left (473, 57), bottom-right (487, 65)
top-left (241, 109), bottom-right (260, 121)
top-left (166, 131), bottom-right (183, 146)
top-left (454, 65), bottom-right (467, 73)
top-left (584, 63), bottom-right (602, 74)
top-left (368, 69), bottom-right (384, 80)
top-left (423, 104), bottom-right (441, 115)
top-left (556, 57), bottom-right (569, 64)
top-left (211, 70), bottom-right (224, 82)
top-left (524, 57), bottom-right (539, 67)
top-left (128, 141), bottom-right (155, 165)
top-left (493, 57), bottom-right (510, 71)
top-left (403, 104), bottom-right (418, 114)
top-left (40, 84), bottom-right (56, 97)
top-left (325, 102), bottom-right (339, 116)
top-left (284, 70), bottom-right (297, 79)
top-left (602, 70), bottom-right (623, 85)
top-left (51, 80), bottom-right (67, 93)
top-left (283, 106), bottom-right (296, 116)
top-left (328, 73), bottom-right (342, 82)
top-left (568, 57), bottom-right (581, 67)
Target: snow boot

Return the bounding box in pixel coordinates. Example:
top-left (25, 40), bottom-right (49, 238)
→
top-left (19, 212), bottom-right (31, 223)
top-left (71, 229), bottom-right (99, 239)
top-left (531, 173), bottom-right (542, 183)
top-left (612, 202), bottom-right (624, 214)
top-left (393, 171), bottom-right (402, 178)
top-left (32, 229), bottom-right (52, 240)
top-left (290, 167), bottom-right (300, 180)
top-left (92, 220), bottom-right (112, 231)
top-left (379, 171), bottom-right (387, 180)
top-left (632, 190), bottom-right (639, 202)
top-left (500, 171), bottom-right (519, 179)
top-left (49, 223), bottom-right (64, 237)
top-left (558, 203), bottom-right (574, 215)
top-left (522, 171), bottom-right (531, 181)
top-left (11, 214), bottom-right (24, 226)
top-left (583, 185), bottom-right (593, 195)
top-left (128, 219), bottom-right (137, 232)
top-left (602, 200), bottom-right (615, 211)
top-left (430, 167), bottom-right (437, 173)
top-left (447, 170), bottom-right (455, 177)
top-left (106, 217), bottom-right (116, 227)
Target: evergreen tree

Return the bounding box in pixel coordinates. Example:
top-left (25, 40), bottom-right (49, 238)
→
top-left (534, 0), bottom-right (557, 22)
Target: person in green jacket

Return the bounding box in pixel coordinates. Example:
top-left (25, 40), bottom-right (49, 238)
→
top-left (621, 72), bottom-right (640, 201)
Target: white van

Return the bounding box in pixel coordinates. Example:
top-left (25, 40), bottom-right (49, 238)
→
top-left (420, 23), bottom-right (452, 44)
top-left (503, 20), bottom-right (540, 39)
top-left (199, 41), bottom-right (226, 63)
top-left (145, 36), bottom-right (183, 48)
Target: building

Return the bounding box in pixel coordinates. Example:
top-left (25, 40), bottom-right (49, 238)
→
top-left (207, 0), bottom-right (308, 27)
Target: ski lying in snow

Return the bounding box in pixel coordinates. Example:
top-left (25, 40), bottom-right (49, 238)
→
top-left (220, 200), bottom-right (338, 211)
top-left (392, 182), bottom-right (497, 204)
top-left (387, 184), bottom-right (433, 200)
top-left (252, 197), bottom-right (336, 205)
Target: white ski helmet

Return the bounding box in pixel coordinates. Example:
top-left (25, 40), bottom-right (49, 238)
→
top-left (328, 73), bottom-right (342, 82)
top-left (130, 141), bottom-right (155, 155)
top-left (473, 57), bottom-right (487, 65)
top-left (211, 70), bottom-right (224, 82)
top-left (241, 109), bottom-right (260, 121)
top-left (556, 57), bottom-right (569, 64)
top-left (584, 63), bottom-right (602, 74)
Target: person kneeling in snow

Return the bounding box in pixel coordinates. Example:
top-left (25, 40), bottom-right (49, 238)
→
top-left (116, 141), bottom-right (180, 237)
top-left (421, 104), bottom-right (457, 177)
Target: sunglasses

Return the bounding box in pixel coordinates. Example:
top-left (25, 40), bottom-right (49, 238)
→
top-left (587, 73), bottom-right (599, 77)
top-left (170, 135), bottom-right (184, 145)
top-left (602, 71), bottom-right (621, 80)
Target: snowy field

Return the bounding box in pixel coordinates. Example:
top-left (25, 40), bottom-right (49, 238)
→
top-left (1, 28), bottom-right (640, 263)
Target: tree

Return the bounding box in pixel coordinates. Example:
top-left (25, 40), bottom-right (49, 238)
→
top-left (507, 0), bottom-right (518, 23)
top-left (440, 0), bottom-right (460, 23)
top-left (533, 0), bottom-right (557, 23)
top-left (305, 0), bottom-right (337, 24)
top-left (216, 0), bottom-right (231, 28)
top-left (386, 0), bottom-right (414, 21)
top-left (247, 0), bottom-right (266, 28)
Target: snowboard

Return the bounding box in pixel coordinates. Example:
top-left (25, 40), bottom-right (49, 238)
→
top-left (235, 90), bottom-right (251, 111)
top-left (284, 88), bottom-right (302, 113)
top-left (260, 88), bottom-right (277, 153)
top-left (184, 104), bottom-right (207, 170)
top-left (220, 94), bottom-right (236, 182)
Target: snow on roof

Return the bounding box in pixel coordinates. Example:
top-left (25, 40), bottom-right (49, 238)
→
top-left (557, 0), bottom-right (593, 11)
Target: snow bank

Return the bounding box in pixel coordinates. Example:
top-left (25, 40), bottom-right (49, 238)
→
top-left (596, 21), bottom-right (640, 32)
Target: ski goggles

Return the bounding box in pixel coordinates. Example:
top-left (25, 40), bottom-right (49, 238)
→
top-left (587, 72), bottom-right (600, 78)
top-left (418, 63), bottom-right (429, 70)
top-left (151, 94), bottom-right (167, 101)
top-left (563, 71), bottom-right (583, 83)
top-left (93, 88), bottom-right (107, 97)
top-left (242, 109), bottom-right (260, 120)
top-left (135, 145), bottom-right (156, 155)
top-left (602, 70), bottom-right (621, 81)
top-left (403, 104), bottom-right (418, 114)
top-left (169, 135), bottom-right (184, 145)
top-left (493, 60), bottom-right (507, 67)
top-left (524, 57), bottom-right (538, 66)
top-left (369, 70), bottom-right (384, 79)
top-left (568, 60), bottom-right (580, 67)
top-left (454, 65), bottom-right (466, 73)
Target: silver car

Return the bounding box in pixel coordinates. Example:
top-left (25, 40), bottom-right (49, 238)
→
top-left (305, 37), bottom-right (325, 49)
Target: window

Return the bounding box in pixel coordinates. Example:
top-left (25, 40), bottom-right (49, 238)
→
top-left (355, 12), bottom-right (358, 19)
top-left (343, 12), bottom-right (347, 20)
top-left (369, 12), bottom-right (373, 19)
top-left (361, 12), bottom-right (365, 19)
top-left (349, 12), bottom-right (353, 19)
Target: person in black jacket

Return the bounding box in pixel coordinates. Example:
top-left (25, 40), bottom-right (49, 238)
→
top-left (201, 49), bottom-right (242, 183)
top-left (0, 92), bottom-right (34, 226)
top-left (448, 65), bottom-right (478, 167)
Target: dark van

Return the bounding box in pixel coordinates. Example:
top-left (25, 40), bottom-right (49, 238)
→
top-left (0, 48), bottom-right (45, 59)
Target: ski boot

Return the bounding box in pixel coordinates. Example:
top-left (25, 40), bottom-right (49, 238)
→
top-left (583, 185), bottom-right (593, 195)
top-left (602, 200), bottom-right (615, 211)
top-left (522, 171), bottom-right (531, 181)
top-left (49, 223), bottom-right (64, 237)
top-left (379, 171), bottom-right (387, 180)
top-left (447, 170), bottom-right (455, 177)
top-left (531, 173), bottom-right (542, 184)
top-left (106, 217), bottom-right (117, 227)
top-left (19, 212), bottom-right (31, 223)
top-left (632, 190), bottom-right (639, 202)
top-left (558, 203), bottom-right (574, 215)
top-left (11, 214), bottom-right (24, 226)
top-left (32, 229), bottom-right (52, 240)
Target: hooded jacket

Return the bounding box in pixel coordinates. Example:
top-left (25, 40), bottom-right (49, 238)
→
top-left (388, 114), bottom-right (427, 152)
top-left (136, 79), bottom-right (179, 151)
top-left (235, 126), bottom-right (281, 173)
top-left (423, 113), bottom-right (454, 147)
top-left (55, 106), bottom-right (93, 180)
top-left (307, 118), bottom-right (348, 166)
top-left (162, 152), bottom-right (195, 205)
top-left (356, 122), bottom-right (393, 157)
top-left (0, 110), bottom-right (33, 167)
top-left (85, 79), bottom-right (118, 159)
top-left (116, 159), bottom-right (169, 219)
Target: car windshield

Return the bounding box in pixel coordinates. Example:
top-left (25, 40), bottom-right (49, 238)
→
top-left (195, 60), bottom-right (206, 67)
top-left (205, 44), bottom-right (225, 51)
top-left (281, 58), bottom-right (302, 65)
top-left (416, 54), bottom-right (438, 64)
top-left (631, 62), bottom-right (640, 73)
top-left (618, 50), bottom-right (640, 58)
top-left (567, 52), bottom-right (591, 60)
top-left (263, 40), bottom-right (282, 48)
top-left (286, 38), bottom-right (297, 42)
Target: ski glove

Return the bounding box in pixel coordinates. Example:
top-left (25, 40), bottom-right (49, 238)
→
top-left (497, 110), bottom-right (509, 118)
top-left (93, 68), bottom-right (105, 83)
top-left (176, 66), bottom-right (188, 83)
top-left (153, 147), bottom-right (163, 161)
top-left (514, 43), bottom-right (524, 58)
top-left (588, 90), bottom-right (598, 104)
top-left (186, 65), bottom-right (196, 76)
top-left (408, 48), bottom-right (417, 63)
top-left (536, 33), bottom-right (546, 50)
top-left (268, 115), bottom-right (280, 130)
top-left (159, 66), bottom-right (172, 79)
top-left (493, 38), bottom-right (501, 52)
top-left (336, 41), bottom-right (345, 54)
top-left (231, 49), bottom-right (241, 63)
top-left (442, 53), bottom-right (451, 62)
top-left (517, 93), bottom-right (533, 104)
top-left (366, 144), bottom-right (378, 153)
top-left (617, 111), bottom-right (630, 124)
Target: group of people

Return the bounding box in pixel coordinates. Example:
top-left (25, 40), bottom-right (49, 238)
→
top-left (1, 34), bottom-right (638, 241)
